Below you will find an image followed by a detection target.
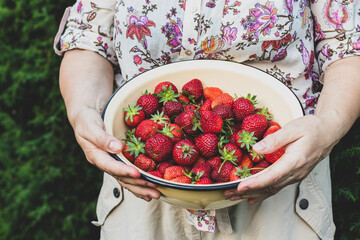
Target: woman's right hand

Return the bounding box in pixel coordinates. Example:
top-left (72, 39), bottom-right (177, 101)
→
top-left (72, 106), bottom-right (161, 202)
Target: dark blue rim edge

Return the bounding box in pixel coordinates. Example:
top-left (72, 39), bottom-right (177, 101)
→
top-left (101, 59), bottom-right (306, 191)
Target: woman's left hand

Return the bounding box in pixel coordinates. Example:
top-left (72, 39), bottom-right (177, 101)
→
top-left (223, 114), bottom-right (337, 205)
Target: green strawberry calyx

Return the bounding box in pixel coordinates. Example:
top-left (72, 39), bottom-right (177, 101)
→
top-left (157, 85), bottom-right (180, 104)
top-left (237, 130), bottom-right (257, 151)
top-left (124, 136), bottom-right (146, 158)
top-left (123, 103), bottom-right (142, 122)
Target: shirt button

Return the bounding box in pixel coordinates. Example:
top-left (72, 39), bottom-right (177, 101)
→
top-left (185, 50), bottom-right (192, 56)
top-left (299, 199), bottom-right (309, 210)
top-left (113, 187), bottom-right (120, 198)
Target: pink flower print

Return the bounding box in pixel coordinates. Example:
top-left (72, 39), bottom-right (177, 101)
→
top-left (206, 0), bottom-right (216, 8)
top-left (77, 1), bottom-right (83, 13)
top-left (163, 18), bottom-right (183, 53)
top-left (321, 45), bottom-right (332, 60)
top-left (222, 26), bottom-right (237, 45)
top-left (200, 36), bottom-right (224, 56)
top-left (126, 15), bottom-right (156, 42)
top-left (300, 40), bottom-right (310, 66)
top-left (244, 1), bottom-right (279, 37)
top-left (285, 0), bottom-right (293, 14)
top-left (97, 36), bottom-right (102, 42)
top-left (133, 55), bottom-right (142, 65)
top-left (198, 222), bottom-right (203, 227)
top-left (353, 39), bottom-right (360, 51)
top-left (325, 0), bottom-right (349, 29)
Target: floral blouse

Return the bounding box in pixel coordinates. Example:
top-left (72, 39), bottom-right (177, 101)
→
top-left (58, 0), bottom-right (360, 115)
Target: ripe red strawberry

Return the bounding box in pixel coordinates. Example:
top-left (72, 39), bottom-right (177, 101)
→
top-left (164, 101), bottom-right (183, 116)
top-left (193, 156), bottom-right (206, 167)
top-left (212, 105), bottom-right (233, 120)
top-left (154, 81), bottom-right (178, 94)
top-left (135, 119), bottom-right (160, 141)
top-left (238, 154), bottom-right (254, 169)
top-left (123, 103), bottom-right (145, 127)
top-left (263, 125), bottom-right (281, 139)
top-left (211, 93), bottom-right (233, 109)
top-left (195, 177), bottom-right (213, 184)
top-left (230, 166), bottom-right (253, 181)
top-left (203, 87), bottom-right (223, 101)
top-left (211, 161), bottom-right (234, 183)
top-left (160, 123), bottom-right (184, 142)
top-left (191, 163), bottom-right (212, 178)
top-left (134, 154), bottom-right (156, 172)
top-left (184, 104), bottom-right (196, 111)
top-left (148, 170), bottom-right (164, 178)
top-left (137, 93), bottom-right (159, 116)
top-left (164, 165), bottom-right (186, 180)
top-left (157, 162), bottom-right (173, 175)
top-left (200, 111), bottom-right (223, 134)
top-left (150, 111), bottom-right (171, 128)
top-left (122, 136), bottom-right (145, 163)
top-left (195, 133), bottom-right (219, 158)
top-left (182, 78), bottom-right (203, 101)
top-left (264, 147), bottom-right (285, 163)
top-left (206, 156), bottom-right (221, 169)
top-left (174, 109), bottom-right (200, 135)
top-left (145, 133), bottom-right (174, 162)
top-left (173, 139), bottom-right (199, 166)
top-left (171, 175), bottom-right (192, 184)
top-left (229, 168), bottom-right (241, 181)
top-left (179, 94), bottom-right (190, 105)
top-left (232, 95), bottom-right (256, 121)
top-left (241, 113), bottom-right (268, 139)
top-left (199, 99), bottom-right (213, 112)
top-left (268, 120), bottom-right (281, 128)
top-left (250, 160), bottom-right (270, 175)
top-left (222, 143), bottom-right (242, 165)
top-left (248, 150), bottom-right (264, 163)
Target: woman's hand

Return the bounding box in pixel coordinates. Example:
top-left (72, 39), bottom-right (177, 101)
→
top-left (72, 107), bottom-right (161, 202)
top-left (224, 114), bottom-right (336, 204)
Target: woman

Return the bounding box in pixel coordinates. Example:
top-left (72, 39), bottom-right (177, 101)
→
top-left (55, 0), bottom-right (360, 239)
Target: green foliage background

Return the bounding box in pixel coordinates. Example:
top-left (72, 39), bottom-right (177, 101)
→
top-left (0, 0), bottom-right (359, 239)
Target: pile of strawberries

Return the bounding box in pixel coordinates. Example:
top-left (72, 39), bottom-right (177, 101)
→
top-left (122, 79), bottom-right (284, 184)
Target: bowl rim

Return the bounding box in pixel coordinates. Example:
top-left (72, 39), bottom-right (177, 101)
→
top-left (102, 59), bottom-right (305, 191)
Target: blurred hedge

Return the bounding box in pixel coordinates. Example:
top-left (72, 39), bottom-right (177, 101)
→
top-left (0, 0), bottom-right (359, 239)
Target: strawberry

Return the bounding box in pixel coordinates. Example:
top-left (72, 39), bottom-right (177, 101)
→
top-left (182, 78), bottom-right (203, 101)
top-left (263, 125), bottom-right (281, 139)
top-left (200, 111), bottom-right (223, 134)
top-left (211, 93), bottom-right (233, 109)
top-left (193, 156), bottom-right (206, 167)
top-left (199, 99), bottom-right (213, 112)
top-left (164, 101), bottom-right (183, 116)
top-left (135, 119), bottom-right (160, 141)
top-left (171, 175), bottom-right (192, 184)
top-left (174, 109), bottom-right (201, 135)
top-left (195, 133), bottom-right (219, 158)
top-left (206, 156), bottom-right (221, 169)
top-left (211, 161), bottom-right (234, 183)
top-left (145, 133), bottom-right (174, 162)
top-left (122, 136), bottom-right (146, 163)
top-left (250, 160), bottom-right (270, 175)
top-left (123, 103), bottom-right (145, 127)
top-left (235, 130), bottom-right (258, 151)
top-left (221, 143), bottom-right (242, 165)
top-left (230, 166), bottom-right (253, 181)
top-left (157, 162), bottom-right (173, 175)
top-left (150, 111), bottom-right (171, 128)
top-left (241, 113), bottom-right (268, 139)
top-left (157, 85), bottom-right (180, 104)
top-left (238, 154), bottom-right (254, 169)
top-left (164, 165), bottom-right (186, 180)
top-left (191, 163), bottom-right (212, 178)
top-left (148, 170), bottom-right (164, 178)
top-left (134, 154), bottom-right (156, 172)
top-left (268, 120), bottom-right (281, 128)
top-left (203, 87), bottom-right (223, 101)
top-left (137, 93), bottom-right (159, 116)
top-left (154, 81), bottom-right (178, 94)
top-left (184, 104), bottom-right (196, 111)
top-left (264, 147), bottom-right (285, 163)
top-left (179, 94), bottom-right (190, 105)
top-left (173, 139), bottom-right (199, 166)
top-left (232, 94), bottom-right (257, 121)
top-left (212, 105), bottom-right (233, 120)
top-left (160, 123), bottom-right (184, 142)
top-left (248, 150), bottom-right (264, 163)
top-left (195, 177), bottom-right (213, 184)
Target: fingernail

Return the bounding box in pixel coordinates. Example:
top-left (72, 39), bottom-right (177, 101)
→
top-left (109, 140), bottom-right (122, 152)
top-left (253, 141), bottom-right (266, 151)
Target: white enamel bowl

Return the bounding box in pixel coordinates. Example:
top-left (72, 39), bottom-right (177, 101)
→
top-left (102, 60), bottom-right (304, 210)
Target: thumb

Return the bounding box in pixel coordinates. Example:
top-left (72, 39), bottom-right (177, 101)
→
top-left (252, 127), bottom-right (297, 154)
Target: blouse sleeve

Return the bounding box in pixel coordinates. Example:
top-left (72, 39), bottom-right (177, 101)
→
top-left (58, 0), bottom-right (118, 66)
top-left (311, 0), bottom-right (360, 78)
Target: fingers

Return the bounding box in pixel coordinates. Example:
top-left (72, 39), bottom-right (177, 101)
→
top-left (118, 180), bottom-right (161, 201)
